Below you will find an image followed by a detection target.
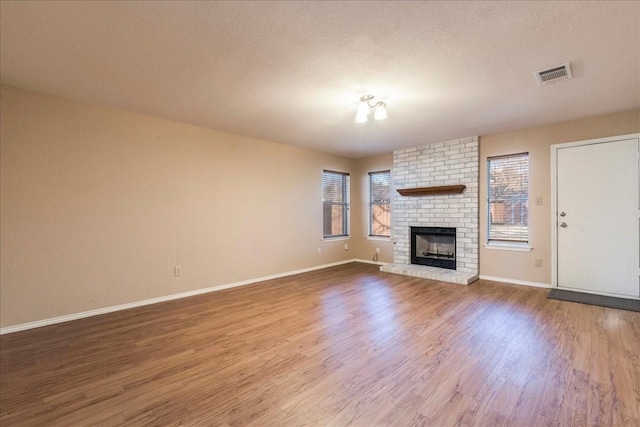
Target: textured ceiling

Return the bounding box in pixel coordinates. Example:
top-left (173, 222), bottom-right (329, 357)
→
top-left (1, 1), bottom-right (639, 158)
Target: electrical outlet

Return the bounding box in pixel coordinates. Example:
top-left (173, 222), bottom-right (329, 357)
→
top-left (534, 259), bottom-right (542, 267)
top-left (174, 266), bottom-right (182, 276)
top-left (376, 247), bottom-right (380, 254)
top-left (535, 196), bottom-right (543, 206)
top-left (344, 243), bottom-right (349, 251)
top-left (317, 247), bottom-right (321, 254)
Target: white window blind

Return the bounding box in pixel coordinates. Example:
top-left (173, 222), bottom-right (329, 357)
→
top-left (488, 153), bottom-right (529, 243)
top-left (369, 170), bottom-right (391, 237)
top-left (322, 170), bottom-right (350, 238)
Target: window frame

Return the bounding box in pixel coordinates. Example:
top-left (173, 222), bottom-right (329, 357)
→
top-left (368, 170), bottom-right (391, 238)
top-left (322, 170), bottom-right (350, 239)
top-left (487, 152), bottom-right (529, 245)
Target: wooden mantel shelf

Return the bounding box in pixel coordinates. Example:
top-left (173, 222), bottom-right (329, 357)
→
top-left (397, 185), bottom-right (466, 196)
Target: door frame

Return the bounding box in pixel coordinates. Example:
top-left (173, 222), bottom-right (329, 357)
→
top-left (550, 133), bottom-right (640, 292)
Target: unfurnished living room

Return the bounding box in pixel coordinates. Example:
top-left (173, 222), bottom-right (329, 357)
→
top-left (1, 1), bottom-right (639, 426)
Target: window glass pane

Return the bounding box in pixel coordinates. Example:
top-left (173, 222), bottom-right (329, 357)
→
top-left (323, 172), bottom-right (345, 203)
top-left (323, 171), bottom-right (350, 237)
top-left (369, 171), bottom-right (391, 237)
top-left (370, 171), bottom-right (390, 203)
top-left (488, 154), bottom-right (528, 242)
top-left (370, 204), bottom-right (390, 236)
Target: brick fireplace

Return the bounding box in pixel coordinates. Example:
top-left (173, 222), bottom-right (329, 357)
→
top-left (380, 137), bottom-right (479, 285)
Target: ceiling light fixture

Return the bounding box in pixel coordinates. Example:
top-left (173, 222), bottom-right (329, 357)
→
top-left (355, 94), bottom-right (387, 123)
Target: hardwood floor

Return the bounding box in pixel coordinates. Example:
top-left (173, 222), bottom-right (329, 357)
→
top-left (1, 262), bottom-right (639, 426)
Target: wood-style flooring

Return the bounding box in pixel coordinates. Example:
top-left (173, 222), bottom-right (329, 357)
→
top-left (1, 262), bottom-right (639, 426)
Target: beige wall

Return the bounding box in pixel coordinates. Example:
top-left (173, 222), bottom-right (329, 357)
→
top-left (352, 153), bottom-right (394, 263)
top-left (4, 85), bottom-right (637, 328)
top-left (0, 86), bottom-right (358, 328)
top-left (479, 109), bottom-right (640, 284)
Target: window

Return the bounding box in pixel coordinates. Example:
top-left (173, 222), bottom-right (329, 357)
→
top-left (369, 170), bottom-right (391, 237)
top-left (322, 170), bottom-right (350, 238)
top-left (488, 153), bottom-right (529, 243)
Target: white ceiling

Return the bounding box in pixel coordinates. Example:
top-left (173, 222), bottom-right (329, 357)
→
top-left (1, 1), bottom-right (639, 158)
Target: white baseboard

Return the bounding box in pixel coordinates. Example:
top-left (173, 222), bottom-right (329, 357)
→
top-left (353, 258), bottom-right (389, 266)
top-left (479, 275), bottom-right (552, 289)
top-left (0, 259), bottom-right (359, 335)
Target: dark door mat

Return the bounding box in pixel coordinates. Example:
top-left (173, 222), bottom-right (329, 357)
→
top-left (548, 289), bottom-right (640, 312)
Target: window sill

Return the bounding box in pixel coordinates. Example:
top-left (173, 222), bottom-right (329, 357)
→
top-left (322, 236), bottom-right (352, 242)
top-left (483, 242), bottom-right (532, 252)
top-left (367, 236), bottom-right (391, 241)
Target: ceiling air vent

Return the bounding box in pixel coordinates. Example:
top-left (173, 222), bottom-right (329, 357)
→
top-left (534, 63), bottom-right (572, 86)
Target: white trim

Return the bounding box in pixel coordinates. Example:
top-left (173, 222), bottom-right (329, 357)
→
top-left (483, 243), bottom-right (532, 252)
top-left (366, 236), bottom-right (391, 241)
top-left (479, 275), bottom-right (552, 289)
top-left (0, 259), bottom-right (357, 335)
top-left (551, 133), bottom-right (639, 150)
top-left (551, 141), bottom-right (558, 287)
top-left (354, 258), bottom-right (389, 266)
top-left (322, 236), bottom-right (352, 242)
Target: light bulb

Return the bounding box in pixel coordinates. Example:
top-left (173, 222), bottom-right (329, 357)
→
top-left (356, 101), bottom-right (370, 117)
top-left (355, 99), bottom-right (370, 123)
top-left (374, 103), bottom-right (387, 120)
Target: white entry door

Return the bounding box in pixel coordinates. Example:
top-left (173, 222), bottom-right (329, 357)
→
top-left (556, 136), bottom-right (639, 298)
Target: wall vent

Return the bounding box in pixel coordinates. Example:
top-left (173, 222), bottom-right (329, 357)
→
top-left (535, 63), bottom-right (572, 85)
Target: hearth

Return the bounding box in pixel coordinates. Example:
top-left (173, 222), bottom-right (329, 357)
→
top-left (410, 226), bottom-right (456, 270)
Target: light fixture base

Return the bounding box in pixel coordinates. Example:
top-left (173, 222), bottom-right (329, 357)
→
top-left (359, 94), bottom-right (374, 103)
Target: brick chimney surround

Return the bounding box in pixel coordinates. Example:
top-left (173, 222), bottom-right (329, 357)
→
top-left (380, 137), bottom-right (479, 285)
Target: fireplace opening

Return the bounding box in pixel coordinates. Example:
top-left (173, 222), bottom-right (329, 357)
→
top-left (411, 226), bottom-right (456, 270)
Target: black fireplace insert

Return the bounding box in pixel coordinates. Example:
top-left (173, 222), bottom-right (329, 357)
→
top-left (410, 226), bottom-right (456, 270)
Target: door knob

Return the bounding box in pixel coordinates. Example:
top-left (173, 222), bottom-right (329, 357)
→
top-left (560, 212), bottom-right (566, 217)
top-left (560, 222), bottom-right (567, 228)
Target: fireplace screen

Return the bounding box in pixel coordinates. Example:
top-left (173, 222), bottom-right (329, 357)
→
top-left (410, 227), bottom-right (456, 270)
